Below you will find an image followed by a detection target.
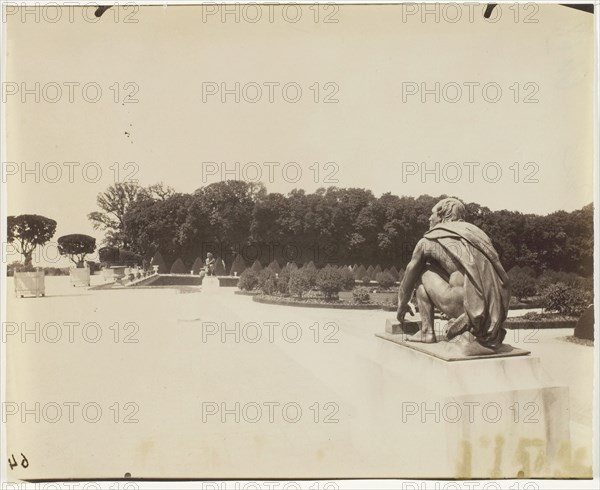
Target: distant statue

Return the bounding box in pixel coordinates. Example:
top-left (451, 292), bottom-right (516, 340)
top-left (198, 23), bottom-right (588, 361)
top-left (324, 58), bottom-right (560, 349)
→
top-left (396, 197), bottom-right (510, 348)
top-left (205, 252), bottom-right (216, 276)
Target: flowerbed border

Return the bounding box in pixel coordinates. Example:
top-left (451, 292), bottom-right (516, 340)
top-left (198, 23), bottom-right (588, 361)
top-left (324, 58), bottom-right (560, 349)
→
top-left (252, 294), bottom-right (384, 310)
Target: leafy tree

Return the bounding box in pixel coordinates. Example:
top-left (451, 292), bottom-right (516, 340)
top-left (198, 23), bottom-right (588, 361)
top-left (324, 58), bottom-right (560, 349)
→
top-left (8, 214), bottom-right (57, 267)
top-left (104, 180), bottom-right (593, 281)
top-left (123, 193), bottom-right (198, 264)
top-left (147, 182), bottom-right (176, 200)
top-left (195, 181), bottom-right (265, 250)
top-left (88, 182), bottom-right (142, 248)
top-left (57, 234), bottom-right (96, 267)
top-left (316, 266), bottom-right (344, 300)
top-left (119, 250), bottom-right (142, 266)
top-left (508, 266), bottom-right (536, 301)
top-left (99, 246), bottom-right (119, 264)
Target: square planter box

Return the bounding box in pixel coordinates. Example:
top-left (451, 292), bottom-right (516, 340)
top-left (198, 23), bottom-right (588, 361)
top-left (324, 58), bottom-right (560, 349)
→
top-left (14, 271), bottom-right (45, 297)
top-left (70, 267), bottom-right (90, 287)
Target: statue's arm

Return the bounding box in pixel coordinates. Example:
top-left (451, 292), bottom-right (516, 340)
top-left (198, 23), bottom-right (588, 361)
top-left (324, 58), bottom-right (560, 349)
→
top-left (397, 239), bottom-right (426, 310)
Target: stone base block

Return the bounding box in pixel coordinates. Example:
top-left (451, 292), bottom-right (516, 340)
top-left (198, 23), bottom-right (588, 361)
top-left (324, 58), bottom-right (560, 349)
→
top-left (373, 335), bottom-right (571, 478)
top-left (202, 276), bottom-right (220, 293)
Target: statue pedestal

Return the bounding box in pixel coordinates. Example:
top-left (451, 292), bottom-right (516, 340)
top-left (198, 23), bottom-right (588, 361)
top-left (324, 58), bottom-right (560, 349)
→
top-left (374, 330), bottom-right (571, 478)
top-left (202, 276), bottom-right (220, 293)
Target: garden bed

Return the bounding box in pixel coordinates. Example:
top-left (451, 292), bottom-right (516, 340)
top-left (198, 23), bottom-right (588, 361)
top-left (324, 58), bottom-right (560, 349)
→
top-left (252, 294), bottom-right (382, 310)
top-left (504, 314), bottom-right (577, 330)
top-left (235, 290), bottom-right (261, 296)
top-left (563, 335), bottom-right (594, 347)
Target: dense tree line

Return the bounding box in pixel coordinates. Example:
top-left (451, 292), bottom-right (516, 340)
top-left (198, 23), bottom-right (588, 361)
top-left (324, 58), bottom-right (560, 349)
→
top-left (90, 181), bottom-right (593, 276)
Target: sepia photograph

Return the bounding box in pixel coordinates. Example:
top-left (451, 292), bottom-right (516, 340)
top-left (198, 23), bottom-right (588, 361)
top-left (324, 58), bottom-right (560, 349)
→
top-left (1, 1), bottom-right (598, 488)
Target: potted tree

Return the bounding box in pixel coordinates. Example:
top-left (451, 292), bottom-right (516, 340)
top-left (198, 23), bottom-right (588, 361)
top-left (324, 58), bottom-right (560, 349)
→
top-left (57, 234), bottom-right (96, 287)
top-left (8, 214), bottom-right (57, 297)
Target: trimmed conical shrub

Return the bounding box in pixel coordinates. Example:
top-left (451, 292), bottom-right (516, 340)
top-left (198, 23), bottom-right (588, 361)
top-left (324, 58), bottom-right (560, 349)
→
top-left (170, 258), bottom-right (188, 274)
top-left (389, 265), bottom-right (399, 280)
top-left (192, 257), bottom-right (204, 275)
top-left (229, 254), bottom-right (246, 276)
top-left (398, 268), bottom-right (406, 281)
top-left (251, 260), bottom-right (263, 272)
top-left (268, 260), bottom-right (281, 273)
top-left (150, 251), bottom-right (167, 274)
top-left (214, 257), bottom-right (226, 275)
top-left (305, 260), bottom-right (316, 269)
top-left (366, 265), bottom-right (375, 278)
top-left (354, 264), bottom-right (367, 280)
top-left (374, 264), bottom-right (382, 276)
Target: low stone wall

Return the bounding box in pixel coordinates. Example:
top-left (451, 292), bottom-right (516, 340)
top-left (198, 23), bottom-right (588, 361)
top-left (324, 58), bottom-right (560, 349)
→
top-left (218, 276), bottom-right (240, 287)
top-left (151, 274), bottom-right (204, 286)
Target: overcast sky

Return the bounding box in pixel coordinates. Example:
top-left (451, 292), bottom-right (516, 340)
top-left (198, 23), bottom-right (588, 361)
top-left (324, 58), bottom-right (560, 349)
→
top-left (4, 3), bottom-right (595, 265)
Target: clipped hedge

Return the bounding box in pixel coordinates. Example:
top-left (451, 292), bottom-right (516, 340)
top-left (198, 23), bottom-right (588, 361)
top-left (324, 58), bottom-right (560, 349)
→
top-left (229, 254), bottom-right (247, 276)
top-left (316, 266), bottom-right (344, 299)
top-left (239, 269), bottom-right (260, 290)
top-left (170, 258), bottom-right (188, 274)
top-left (192, 257), bottom-right (204, 275)
top-left (150, 251), bottom-right (167, 273)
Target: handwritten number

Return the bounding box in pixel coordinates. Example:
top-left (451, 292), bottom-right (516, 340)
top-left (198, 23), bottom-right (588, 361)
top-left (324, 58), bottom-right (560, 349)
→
top-left (8, 453), bottom-right (28, 469)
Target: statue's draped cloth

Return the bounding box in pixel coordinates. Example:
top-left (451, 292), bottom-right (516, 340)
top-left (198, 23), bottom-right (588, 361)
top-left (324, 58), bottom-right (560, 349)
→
top-left (424, 221), bottom-right (510, 347)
